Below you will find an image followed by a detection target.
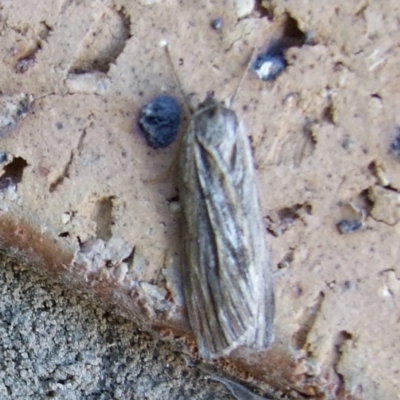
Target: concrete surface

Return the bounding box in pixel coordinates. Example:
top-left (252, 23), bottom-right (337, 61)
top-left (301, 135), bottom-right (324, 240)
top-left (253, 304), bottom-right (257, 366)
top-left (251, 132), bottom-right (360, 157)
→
top-left (0, 0), bottom-right (398, 399)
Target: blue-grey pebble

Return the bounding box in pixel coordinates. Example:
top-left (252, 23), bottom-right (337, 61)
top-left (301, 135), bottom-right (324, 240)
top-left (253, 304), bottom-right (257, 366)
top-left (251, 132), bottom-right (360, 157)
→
top-left (252, 53), bottom-right (286, 81)
top-left (337, 219), bottom-right (362, 234)
top-left (211, 18), bottom-right (223, 31)
top-left (139, 95), bottom-right (181, 149)
top-left (390, 130), bottom-right (400, 157)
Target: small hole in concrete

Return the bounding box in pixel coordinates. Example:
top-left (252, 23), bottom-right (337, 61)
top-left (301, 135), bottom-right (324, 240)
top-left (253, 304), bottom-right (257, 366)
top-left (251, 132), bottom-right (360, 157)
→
top-left (0, 157), bottom-right (28, 184)
top-left (282, 15), bottom-right (307, 44)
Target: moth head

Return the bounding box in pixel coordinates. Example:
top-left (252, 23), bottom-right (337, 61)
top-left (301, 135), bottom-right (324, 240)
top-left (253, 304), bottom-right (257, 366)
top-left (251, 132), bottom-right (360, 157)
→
top-left (198, 92), bottom-right (219, 111)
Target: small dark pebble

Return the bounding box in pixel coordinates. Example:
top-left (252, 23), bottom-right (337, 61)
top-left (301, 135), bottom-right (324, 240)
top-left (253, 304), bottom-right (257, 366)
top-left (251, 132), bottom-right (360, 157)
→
top-left (138, 95), bottom-right (181, 149)
top-left (56, 122), bottom-right (63, 130)
top-left (15, 97), bottom-right (32, 117)
top-left (343, 280), bottom-right (353, 290)
top-left (389, 129), bottom-right (400, 157)
top-left (15, 58), bottom-right (36, 74)
top-left (211, 18), bottom-right (223, 31)
top-left (0, 177), bottom-right (16, 191)
top-left (0, 153), bottom-right (7, 163)
top-left (341, 135), bottom-right (353, 150)
top-left (252, 53), bottom-right (286, 81)
top-left (337, 219), bottom-right (363, 234)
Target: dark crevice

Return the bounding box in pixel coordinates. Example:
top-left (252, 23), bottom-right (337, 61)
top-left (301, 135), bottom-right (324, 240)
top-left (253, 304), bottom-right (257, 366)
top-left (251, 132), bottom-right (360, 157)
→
top-left (0, 157), bottom-right (28, 190)
top-left (302, 118), bottom-right (318, 154)
top-left (370, 93), bottom-right (382, 101)
top-left (122, 246), bottom-right (136, 266)
top-left (254, 0), bottom-right (275, 20)
top-left (281, 14), bottom-right (307, 45)
top-left (278, 249), bottom-right (295, 269)
top-left (266, 203), bottom-right (312, 236)
top-left (166, 195), bottom-right (179, 203)
top-left (49, 129), bottom-right (87, 193)
top-left (1, 157), bottom-right (28, 184)
top-left (49, 152), bottom-right (73, 193)
top-left (322, 104), bottom-right (335, 124)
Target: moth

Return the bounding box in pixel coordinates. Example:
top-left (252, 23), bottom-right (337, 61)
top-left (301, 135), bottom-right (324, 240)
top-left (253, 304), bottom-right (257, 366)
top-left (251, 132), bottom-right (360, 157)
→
top-left (178, 61), bottom-right (275, 358)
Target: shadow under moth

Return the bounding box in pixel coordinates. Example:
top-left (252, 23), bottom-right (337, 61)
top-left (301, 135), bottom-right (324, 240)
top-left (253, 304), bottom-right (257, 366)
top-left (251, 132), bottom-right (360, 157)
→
top-left (180, 91), bottom-right (275, 359)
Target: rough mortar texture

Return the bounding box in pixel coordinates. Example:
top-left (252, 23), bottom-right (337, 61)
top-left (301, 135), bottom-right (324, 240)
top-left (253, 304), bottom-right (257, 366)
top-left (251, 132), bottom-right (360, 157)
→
top-left (0, 258), bottom-right (237, 400)
top-left (0, 0), bottom-right (398, 399)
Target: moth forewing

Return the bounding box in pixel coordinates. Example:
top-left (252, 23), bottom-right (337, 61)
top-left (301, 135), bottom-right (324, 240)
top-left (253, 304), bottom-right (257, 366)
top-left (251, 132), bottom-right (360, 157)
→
top-left (180, 98), bottom-right (274, 359)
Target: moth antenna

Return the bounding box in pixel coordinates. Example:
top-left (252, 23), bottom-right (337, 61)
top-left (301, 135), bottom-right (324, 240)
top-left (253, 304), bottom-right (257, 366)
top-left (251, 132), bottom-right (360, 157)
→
top-left (229, 47), bottom-right (257, 108)
top-left (160, 40), bottom-right (193, 115)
